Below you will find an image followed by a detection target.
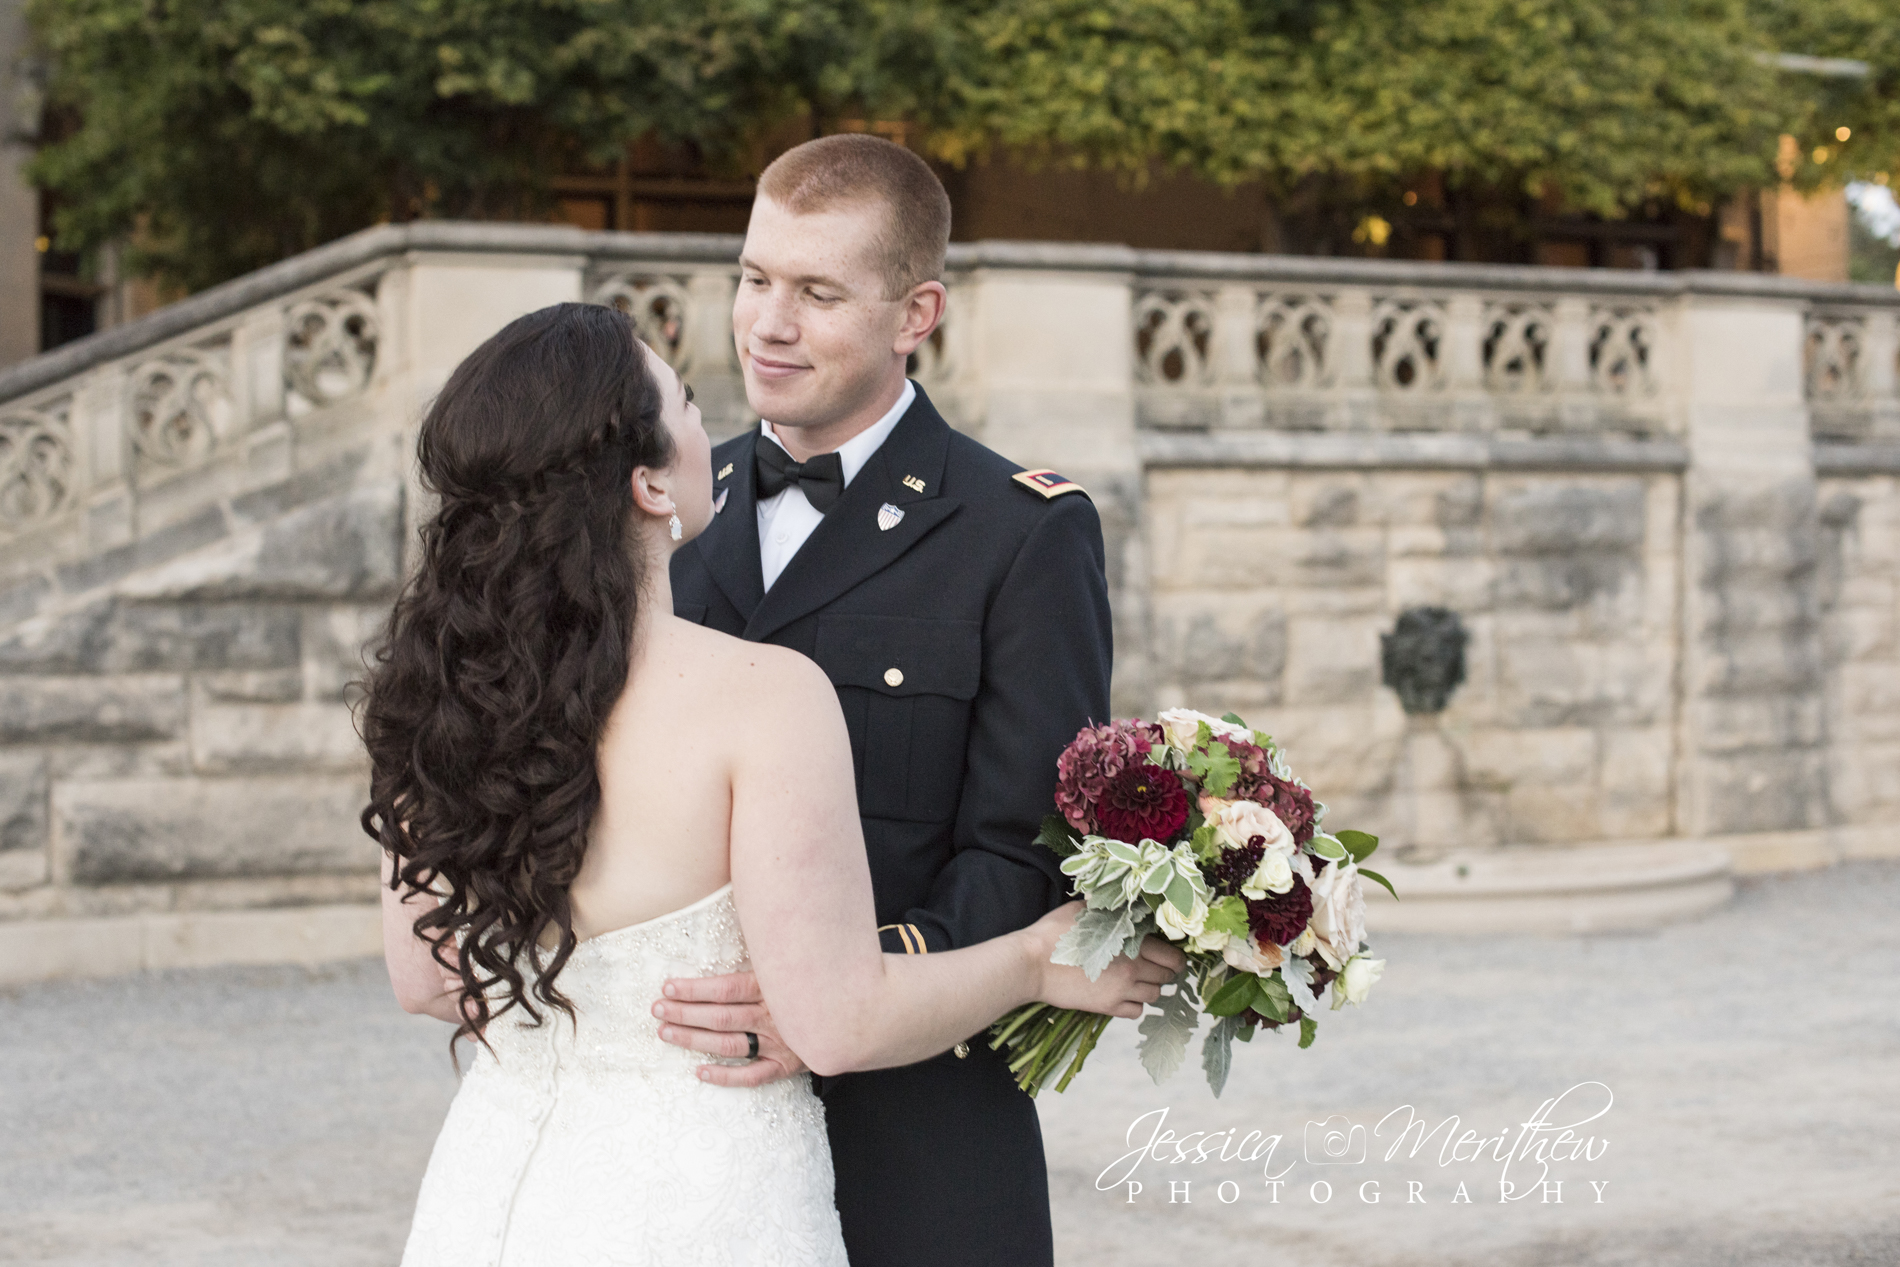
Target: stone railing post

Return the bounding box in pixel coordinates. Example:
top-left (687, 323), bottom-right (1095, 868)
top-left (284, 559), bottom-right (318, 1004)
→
top-left (1675, 292), bottom-right (1829, 868)
top-left (397, 251), bottom-right (587, 398)
top-left (1212, 282), bottom-right (1261, 427)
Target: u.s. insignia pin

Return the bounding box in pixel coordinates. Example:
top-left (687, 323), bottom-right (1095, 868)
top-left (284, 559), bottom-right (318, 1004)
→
top-left (902, 475), bottom-right (926, 493)
top-left (877, 502), bottom-right (905, 531)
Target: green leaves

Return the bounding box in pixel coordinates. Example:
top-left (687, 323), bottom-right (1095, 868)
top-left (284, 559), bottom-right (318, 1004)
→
top-left (1205, 971), bottom-right (1259, 1017)
top-left (27, 0), bottom-right (1880, 296)
top-left (1186, 741), bottom-right (1242, 798)
top-left (1203, 895), bottom-right (1250, 939)
top-left (1299, 1015), bottom-right (1318, 1049)
top-left (1359, 868), bottom-right (1400, 901)
top-left (1036, 813), bottom-right (1082, 858)
top-left (1337, 829), bottom-right (1380, 862)
top-left (1206, 969), bottom-right (1291, 1021)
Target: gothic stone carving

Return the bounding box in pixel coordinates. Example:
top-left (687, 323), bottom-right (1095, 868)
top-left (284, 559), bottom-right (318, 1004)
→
top-left (0, 401), bottom-right (74, 529)
top-left (591, 274), bottom-right (693, 372)
top-left (284, 289), bottom-right (380, 408)
top-left (1381, 606), bottom-right (1468, 715)
top-left (1135, 290), bottom-right (1216, 385)
top-left (128, 351), bottom-right (231, 468)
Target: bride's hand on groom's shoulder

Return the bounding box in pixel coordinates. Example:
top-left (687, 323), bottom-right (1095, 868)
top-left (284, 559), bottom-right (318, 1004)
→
top-left (1024, 902), bottom-right (1186, 1019)
top-left (651, 972), bottom-right (810, 1088)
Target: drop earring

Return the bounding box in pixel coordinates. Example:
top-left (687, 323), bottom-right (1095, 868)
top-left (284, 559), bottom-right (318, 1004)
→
top-left (668, 513), bottom-right (683, 542)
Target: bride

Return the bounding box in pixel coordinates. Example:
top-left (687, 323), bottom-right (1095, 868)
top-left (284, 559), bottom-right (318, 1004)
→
top-left (362, 302), bottom-right (1179, 1265)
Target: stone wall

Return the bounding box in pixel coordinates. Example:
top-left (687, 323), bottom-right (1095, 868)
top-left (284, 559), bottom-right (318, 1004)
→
top-left (0, 224), bottom-right (1896, 977)
top-left (1145, 467), bottom-right (1681, 854)
top-left (1820, 472), bottom-right (1900, 858)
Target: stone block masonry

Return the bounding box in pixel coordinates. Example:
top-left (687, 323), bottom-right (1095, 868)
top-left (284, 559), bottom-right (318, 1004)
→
top-left (1, 225), bottom-right (1897, 976)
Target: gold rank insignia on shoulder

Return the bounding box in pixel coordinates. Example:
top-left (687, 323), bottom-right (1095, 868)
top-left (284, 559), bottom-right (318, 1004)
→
top-left (902, 474), bottom-right (926, 493)
top-left (1012, 469), bottom-right (1087, 499)
top-left (717, 462), bottom-right (734, 481)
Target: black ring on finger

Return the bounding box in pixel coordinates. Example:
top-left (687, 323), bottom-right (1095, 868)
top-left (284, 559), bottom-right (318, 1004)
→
top-left (745, 1031), bottom-right (760, 1061)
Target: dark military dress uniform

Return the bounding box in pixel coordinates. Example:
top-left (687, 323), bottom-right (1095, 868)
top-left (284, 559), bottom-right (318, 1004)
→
top-left (670, 385), bottom-right (1111, 1266)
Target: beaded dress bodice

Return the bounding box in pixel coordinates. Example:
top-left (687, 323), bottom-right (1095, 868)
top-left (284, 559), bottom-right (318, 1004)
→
top-left (401, 885), bottom-right (847, 1267)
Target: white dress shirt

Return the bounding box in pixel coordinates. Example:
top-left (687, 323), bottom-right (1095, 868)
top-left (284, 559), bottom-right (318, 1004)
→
top-left (756, 379), bottom-right (915, 591)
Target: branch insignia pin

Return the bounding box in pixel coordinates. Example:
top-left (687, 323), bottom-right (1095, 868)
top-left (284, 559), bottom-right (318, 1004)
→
top-left (877, 502), bottom-right (905, 531)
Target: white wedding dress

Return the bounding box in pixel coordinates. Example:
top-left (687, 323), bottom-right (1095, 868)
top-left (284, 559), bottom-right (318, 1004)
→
top-left (401, 884), bottom-right (849, 1266)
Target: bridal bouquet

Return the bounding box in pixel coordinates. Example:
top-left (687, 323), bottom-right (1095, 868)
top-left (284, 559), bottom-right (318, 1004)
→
top-left (990, 709), bottom-right (1395, 1097)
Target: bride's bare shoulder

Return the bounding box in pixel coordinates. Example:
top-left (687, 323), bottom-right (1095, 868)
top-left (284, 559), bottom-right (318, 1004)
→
top-left (664, 618), bottom-right (834, 718)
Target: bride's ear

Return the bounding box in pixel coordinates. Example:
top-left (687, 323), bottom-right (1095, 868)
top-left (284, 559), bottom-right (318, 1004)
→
top-left (629, 464), bottom-right (676, 523)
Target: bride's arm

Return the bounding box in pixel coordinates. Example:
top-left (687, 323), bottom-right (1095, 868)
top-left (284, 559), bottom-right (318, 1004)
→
top-left (379, 850), bottom-right (464, 1024)
top-left (728, 650), bottom-right (1168, 1076)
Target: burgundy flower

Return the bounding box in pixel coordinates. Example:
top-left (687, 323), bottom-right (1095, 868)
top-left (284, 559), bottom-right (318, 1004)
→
top-left (1224, 741), bottom-right (1318, 844)
top-left (1054, 720), bottom-right (1163, 835)
top-left (1245, 874), bottom-right (1314, 947)
top-left (1207, 837), bottom-right (1266, 898)
top-left (1094, 763), bottom-right (1190, 843)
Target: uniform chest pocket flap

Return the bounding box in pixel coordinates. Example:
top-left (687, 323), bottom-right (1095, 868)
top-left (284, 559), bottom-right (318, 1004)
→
top-left (812, 615), bottom-right (981, 700)
top-left (812, 615), bottom-right (981, 823)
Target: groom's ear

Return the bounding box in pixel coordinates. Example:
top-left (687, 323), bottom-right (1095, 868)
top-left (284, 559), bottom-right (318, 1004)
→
top-left (629, 465), bottom-right (674, 518)
top-left (893, 280), bottom-right (947, 356)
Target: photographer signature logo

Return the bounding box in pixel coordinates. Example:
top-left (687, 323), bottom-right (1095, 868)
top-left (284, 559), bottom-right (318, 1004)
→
top-left (1098, 1081), bottom-right (1613, 1207)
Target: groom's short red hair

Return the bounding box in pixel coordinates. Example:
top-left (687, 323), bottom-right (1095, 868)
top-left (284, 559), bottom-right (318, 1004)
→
top-left (756, 134), bottom-right (952, 299)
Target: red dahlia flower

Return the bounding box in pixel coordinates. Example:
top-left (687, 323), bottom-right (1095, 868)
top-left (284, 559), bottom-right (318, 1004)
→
top-left (1246, 874), bottom-right (1314, 946)
top-left (1094, 763), bottom-right (1190, 843)
top-left (1054, 720), bottom-right (1163, 835)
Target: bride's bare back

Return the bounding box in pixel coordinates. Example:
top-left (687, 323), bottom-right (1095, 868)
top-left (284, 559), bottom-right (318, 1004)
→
top-left (568, 616), bottom-right (814, 938)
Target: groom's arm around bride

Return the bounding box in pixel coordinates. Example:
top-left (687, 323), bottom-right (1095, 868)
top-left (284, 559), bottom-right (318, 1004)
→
top-left (659, 134), bottom-right (1121, 1266)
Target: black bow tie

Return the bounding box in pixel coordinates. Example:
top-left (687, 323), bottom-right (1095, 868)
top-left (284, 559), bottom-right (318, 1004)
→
top-left (754, 441), bottom-right (845, 513)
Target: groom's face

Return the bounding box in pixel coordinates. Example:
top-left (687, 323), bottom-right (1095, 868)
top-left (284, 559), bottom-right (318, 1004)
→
top-left (733, 195), bottom-right (909, 433)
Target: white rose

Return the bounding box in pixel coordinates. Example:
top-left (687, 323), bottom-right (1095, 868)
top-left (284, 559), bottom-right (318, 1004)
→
top-left (1334, 956), bottom-right (1385, 1008)
top-left (1241, 849), bottom-right (1294, 899)
top-left (1155, 895), bottom-right (1208, 941)
top-left (1190, 926), bottom-right (1232, 954)
top-left (1221, 934), bottom-right (1284, 974)
top-left (1203, 797), bottom-right (1295, 854)
top-left (1306, 862), bottom-right (1367, 969)
top-left (1157, 707), bottom-right (1253, 752)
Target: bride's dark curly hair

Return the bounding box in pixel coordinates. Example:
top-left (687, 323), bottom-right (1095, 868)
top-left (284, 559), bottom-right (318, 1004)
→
top-left (359, 302), bottom-right (673, 1048)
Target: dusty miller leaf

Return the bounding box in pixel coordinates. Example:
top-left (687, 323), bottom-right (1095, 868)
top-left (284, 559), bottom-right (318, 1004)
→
top-left (1137, 970), bottom-right (1201, 1086)
top-left (1202, 1014), bottom-right (1242, 1098)
top-left (1051, 906), bottom-right (1135, 981)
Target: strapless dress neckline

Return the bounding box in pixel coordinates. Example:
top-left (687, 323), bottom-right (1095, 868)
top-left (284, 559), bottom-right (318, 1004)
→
top-left (402, 881), bottom-right (846, 1266)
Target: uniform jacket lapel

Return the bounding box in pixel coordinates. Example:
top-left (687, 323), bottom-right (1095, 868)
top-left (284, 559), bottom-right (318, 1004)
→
top-left (688, 429), bottom-right (766, 623)
top-left (745, 390), bottom-right (962, 644)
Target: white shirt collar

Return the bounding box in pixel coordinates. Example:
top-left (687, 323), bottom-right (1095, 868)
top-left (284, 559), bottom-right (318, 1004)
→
top-left (759, 379), bottom-right (915, 488)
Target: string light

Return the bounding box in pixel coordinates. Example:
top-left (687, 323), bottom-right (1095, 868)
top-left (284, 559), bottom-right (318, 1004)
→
top-left (1403, 191), bottom-right (1418, 206)
top-left (1836, 126), bottom-right (1852, 142)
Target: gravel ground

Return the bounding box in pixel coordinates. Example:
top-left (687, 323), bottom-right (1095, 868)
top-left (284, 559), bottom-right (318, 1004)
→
top-left (2, 862), bottom-right (1896, 1266)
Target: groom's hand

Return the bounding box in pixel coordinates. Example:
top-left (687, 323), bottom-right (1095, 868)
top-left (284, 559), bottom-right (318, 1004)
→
top-left (652, 972), bottom-right (809, 1087)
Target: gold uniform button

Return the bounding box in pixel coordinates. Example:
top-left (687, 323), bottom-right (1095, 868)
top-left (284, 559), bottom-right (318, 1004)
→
top-left (884, 668), bottom-right (904, 688)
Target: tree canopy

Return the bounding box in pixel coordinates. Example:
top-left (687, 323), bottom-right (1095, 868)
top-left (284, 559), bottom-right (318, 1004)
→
top-left (25, 0), bottom-right (1900, 290)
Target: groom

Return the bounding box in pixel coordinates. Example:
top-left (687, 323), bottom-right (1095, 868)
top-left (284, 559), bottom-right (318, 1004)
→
top-left (656, 134), bottom-right (1113, 1264)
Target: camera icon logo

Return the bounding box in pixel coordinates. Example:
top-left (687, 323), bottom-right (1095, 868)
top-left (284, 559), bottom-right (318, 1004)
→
top-left (1304, 1115), bottom-right (1367, 1165)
